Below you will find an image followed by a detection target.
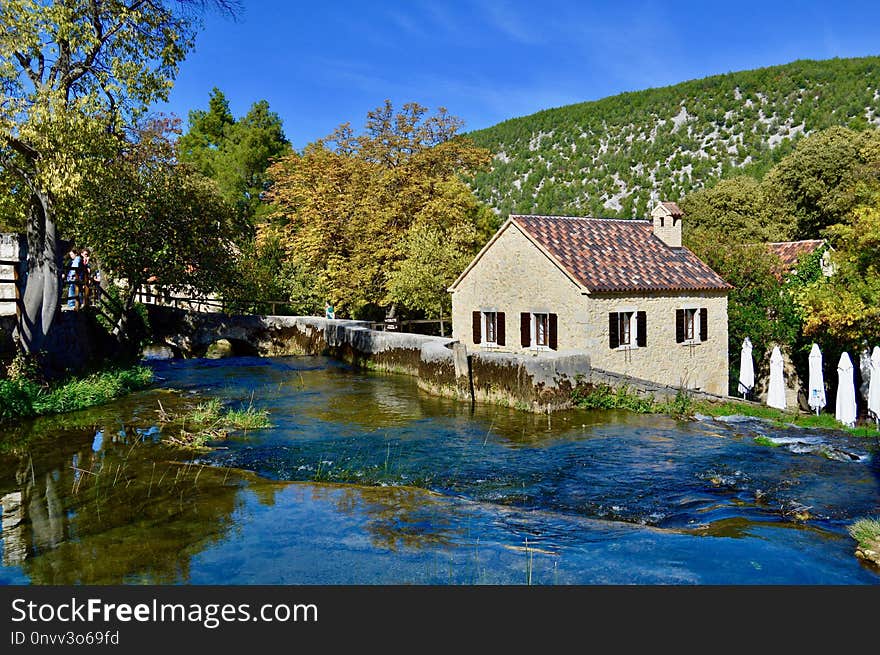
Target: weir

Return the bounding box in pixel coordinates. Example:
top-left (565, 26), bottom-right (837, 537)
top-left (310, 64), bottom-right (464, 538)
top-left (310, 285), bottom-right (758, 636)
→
top-left (145, 306), bottom-right (730, 412)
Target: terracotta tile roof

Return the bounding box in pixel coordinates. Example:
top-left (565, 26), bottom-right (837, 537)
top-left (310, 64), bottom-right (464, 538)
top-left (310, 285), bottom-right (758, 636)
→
top-left (660, 201), bottom-right (684, 217)
top-left (766, 240), bottom-right (825, 271)
top-left (511, 215), bottom-right (732, 293)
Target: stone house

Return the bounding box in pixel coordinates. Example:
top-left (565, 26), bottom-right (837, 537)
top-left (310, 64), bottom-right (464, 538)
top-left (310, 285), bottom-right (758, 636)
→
top-left (448, 202), bottom-right (733, 395)
top-left (766, 239), bottom-right (834, 279)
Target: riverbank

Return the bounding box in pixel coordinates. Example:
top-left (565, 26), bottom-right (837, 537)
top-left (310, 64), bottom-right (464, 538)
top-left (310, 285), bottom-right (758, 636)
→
top-left (572, 383), bottom-right (880, 438)
top-left (0, 364), bottom-right (153, 423)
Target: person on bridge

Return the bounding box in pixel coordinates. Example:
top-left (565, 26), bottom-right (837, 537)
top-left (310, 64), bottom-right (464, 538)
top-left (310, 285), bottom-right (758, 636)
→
top-left (65, 247), bottom-right (81, 309)
top-left (325, 302), bottom-right (335, 320)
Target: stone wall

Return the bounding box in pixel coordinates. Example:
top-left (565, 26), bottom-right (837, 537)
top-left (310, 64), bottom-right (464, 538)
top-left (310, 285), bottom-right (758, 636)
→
top-left (0, 233), bottom-right (25, 317)
top-left (146, 306), bottom-right (736, 412)
top-left (450, 221), bottom-right (730, 396)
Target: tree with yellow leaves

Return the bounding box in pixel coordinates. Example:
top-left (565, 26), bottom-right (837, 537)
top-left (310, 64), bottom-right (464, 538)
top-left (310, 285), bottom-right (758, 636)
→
top-left (265, 101), bottom-right (494, 319)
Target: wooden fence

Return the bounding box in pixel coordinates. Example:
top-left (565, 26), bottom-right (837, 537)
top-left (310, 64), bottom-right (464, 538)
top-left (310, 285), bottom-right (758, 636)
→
top-left (1, 263), bottom-right (451, 337)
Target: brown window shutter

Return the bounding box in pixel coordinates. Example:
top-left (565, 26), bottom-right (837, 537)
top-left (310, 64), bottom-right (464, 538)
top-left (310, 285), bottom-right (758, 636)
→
top-left (548, 313), bottom-right (558, 350)
top-left (608, 312), bottom-right (619, 349)
top-left (520, 313), bottom-right (530, 347)
top-left (472, 311), bottom-right (481, 344)
top-left (699, 308), bottom-right (708, 342)
top-left (675, 309), bottom-right (685, 343)
top-left (636, 311), bottom-right (647, 347)
top-left (497, 312), bottom-right (506, 346)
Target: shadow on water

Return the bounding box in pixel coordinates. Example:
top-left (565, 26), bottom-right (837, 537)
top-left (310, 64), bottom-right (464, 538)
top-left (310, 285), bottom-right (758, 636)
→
top-left (1, 355), bottom-right (878, 584)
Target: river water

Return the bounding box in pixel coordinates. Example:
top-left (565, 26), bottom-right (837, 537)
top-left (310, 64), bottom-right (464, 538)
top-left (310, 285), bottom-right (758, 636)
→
top-left (1, 355), bottom-right (878, 584)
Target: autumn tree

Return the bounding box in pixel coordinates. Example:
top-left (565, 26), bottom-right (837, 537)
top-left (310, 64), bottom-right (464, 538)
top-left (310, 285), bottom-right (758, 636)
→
top-left (0, 0), bottom-right (237, 355)
top-left (797, 198), bottom-right (880, 345)
top-left (266, 101), bottom-right (492, 319)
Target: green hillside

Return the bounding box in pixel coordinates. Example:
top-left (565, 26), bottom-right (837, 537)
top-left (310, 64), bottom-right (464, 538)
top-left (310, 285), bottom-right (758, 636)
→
top-left (468, 57), bottom-right (880, 217)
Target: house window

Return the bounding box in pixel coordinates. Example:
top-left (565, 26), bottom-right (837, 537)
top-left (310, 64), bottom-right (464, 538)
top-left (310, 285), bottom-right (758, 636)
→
top-left (484, 311), bottom-right (497, 344)
top-left (534, 313), bottom-right (549, 346)
top-left (473, 310), bottom-right (505, 346)
top-left (676, 308), bottom-right (708, 343)
top-left (520, 312), bottom-right (557, 350)
top-left (684, 308), bottom-right (696, 341)
top-left (609, 311), bottom-right (646, 349)
top-left (618, 311), bottom-right (633, 346)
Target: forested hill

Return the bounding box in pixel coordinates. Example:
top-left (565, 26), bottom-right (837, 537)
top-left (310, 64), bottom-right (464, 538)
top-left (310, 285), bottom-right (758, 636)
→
top-left (467, 57), bottom-right (880, 217)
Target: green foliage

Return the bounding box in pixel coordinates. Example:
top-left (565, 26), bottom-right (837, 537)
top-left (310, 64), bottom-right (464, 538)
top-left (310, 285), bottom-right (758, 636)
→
top-left (468, 57), bottom-right (880, 217)
top-left (76, 120), bottom-right (238, 325)
top-left (179, 88), bottom-right (290, 227)
top-left (762, 127), bottom-right (880, 238)
top-left (0, 366), bottom-right (153, 423)
top-left (571, 384), bottom-right (656, 413)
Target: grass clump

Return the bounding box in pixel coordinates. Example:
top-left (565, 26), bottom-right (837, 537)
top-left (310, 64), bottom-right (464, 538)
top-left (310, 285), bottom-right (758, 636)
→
top-left (849, 518), bottom-right (880, 565)
top-left (160, 398), bottom-right (272, 450)
top-left (0, 363), bottom-right (153, 423)
top-left (753, 435), bottom-right (780, 448)
top-left (849, 518), bottom-right (880, 548)
top-left (692, 399), bottom-right (880, 438)
top-left (572, 384), bottom-right (656, 413)
top-left (572, 384), bottom-right (696, 418)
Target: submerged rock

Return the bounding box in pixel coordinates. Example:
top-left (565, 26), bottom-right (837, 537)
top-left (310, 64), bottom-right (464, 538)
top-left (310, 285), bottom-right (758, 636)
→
top-left (760, 435), bottom-right (869, 462)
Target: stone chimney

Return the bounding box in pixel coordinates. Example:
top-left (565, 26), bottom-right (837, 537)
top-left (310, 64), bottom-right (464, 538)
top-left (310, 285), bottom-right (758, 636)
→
top-left (650, 201), bottom-right (683, 248)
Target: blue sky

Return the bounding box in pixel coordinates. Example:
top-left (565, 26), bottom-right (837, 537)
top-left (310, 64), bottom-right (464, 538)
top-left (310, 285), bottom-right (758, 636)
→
top-left (155, 1), bottom-right (880, 147)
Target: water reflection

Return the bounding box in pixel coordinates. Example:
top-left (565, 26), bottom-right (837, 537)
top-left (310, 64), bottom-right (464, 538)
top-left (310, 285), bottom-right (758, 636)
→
top-left (0, 355), bottom-right (878, 584)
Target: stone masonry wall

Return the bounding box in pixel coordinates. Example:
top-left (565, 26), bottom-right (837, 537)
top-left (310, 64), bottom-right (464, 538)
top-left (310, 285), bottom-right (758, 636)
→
top-left (146, 306), bottom-right (733, 412)
top-left (450, 222), bottom-right (729, 396)
top-left (0, 233), bottom-right (25, 317)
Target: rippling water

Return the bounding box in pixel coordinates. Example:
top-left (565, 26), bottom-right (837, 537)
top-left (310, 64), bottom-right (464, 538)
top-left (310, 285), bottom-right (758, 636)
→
top-left (1, 355), bottom-right (878, 584)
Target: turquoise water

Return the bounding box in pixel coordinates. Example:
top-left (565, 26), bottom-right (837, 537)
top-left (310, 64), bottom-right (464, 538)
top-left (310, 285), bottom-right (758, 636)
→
top-left (1, 355), bottom-right (878, 584)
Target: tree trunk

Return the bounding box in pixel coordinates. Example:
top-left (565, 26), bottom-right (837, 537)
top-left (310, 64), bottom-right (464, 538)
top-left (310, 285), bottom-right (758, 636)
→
top-left (16, 192), bottom-right (60, 354)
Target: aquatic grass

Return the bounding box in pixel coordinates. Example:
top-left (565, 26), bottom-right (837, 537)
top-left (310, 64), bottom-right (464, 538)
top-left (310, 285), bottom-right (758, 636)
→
top-left (187, 399), bottom-right (224, 425)
top-left (0, 366), bottom-right (153, 423)
top-left (849, 518), bottom-right (880, 566)
top-left (849, 518), bottom-right (880, 549)
top-left (223, 404), bottom-right (271, 430)
top-left (753, 435), bottom-right (780, 448)
top-left (160, 396), bottom-right (272, 450)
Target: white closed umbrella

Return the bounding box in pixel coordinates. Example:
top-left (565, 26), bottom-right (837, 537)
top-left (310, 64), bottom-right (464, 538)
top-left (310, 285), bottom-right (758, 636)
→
top-left (767, 346), bottom-right (786, 410)
top-left (807, 343), bottom-right (826, 415)
top-left (738, 338), bottom-right (755, 399)
top-left (868, 346), bottom-right (880, 427)
top-left (835, 352), bottom-right (857, 428)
